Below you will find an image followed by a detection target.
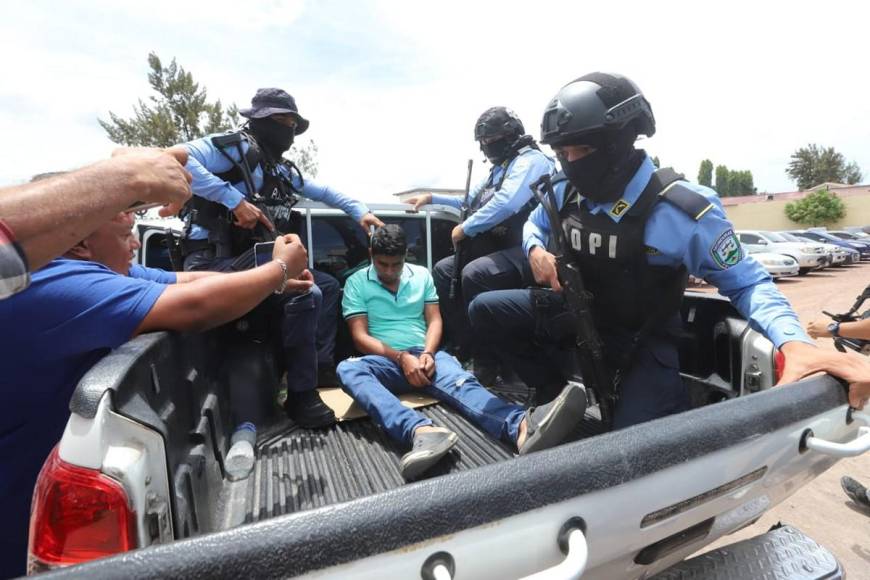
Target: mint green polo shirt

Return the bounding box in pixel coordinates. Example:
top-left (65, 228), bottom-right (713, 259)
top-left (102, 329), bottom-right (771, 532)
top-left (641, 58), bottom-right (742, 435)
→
top-left (341, 263), bottom-right (439, 351)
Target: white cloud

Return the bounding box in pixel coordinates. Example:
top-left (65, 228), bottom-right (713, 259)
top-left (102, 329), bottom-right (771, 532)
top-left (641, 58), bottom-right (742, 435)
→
top-left (1, 0), bottom-right (868, 200)
top-left (90, 0), bottom-right (307, 30)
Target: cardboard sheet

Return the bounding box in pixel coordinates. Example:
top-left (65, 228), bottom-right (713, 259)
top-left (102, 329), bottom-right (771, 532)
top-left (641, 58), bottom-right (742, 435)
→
top-left (317, 387), bottom-right (438, 422)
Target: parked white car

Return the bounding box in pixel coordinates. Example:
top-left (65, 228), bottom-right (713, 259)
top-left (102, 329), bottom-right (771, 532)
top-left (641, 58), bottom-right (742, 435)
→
top-left (778, 232), bottom-right (848, 265)
top-left (735, 230), bottom-right (828, 274)
top-left (750, 252), bottom-right (800, 278)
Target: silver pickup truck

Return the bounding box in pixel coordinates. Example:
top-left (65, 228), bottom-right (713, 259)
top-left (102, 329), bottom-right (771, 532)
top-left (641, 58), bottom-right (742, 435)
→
top-left (26, 202), bottom-right (868, 579)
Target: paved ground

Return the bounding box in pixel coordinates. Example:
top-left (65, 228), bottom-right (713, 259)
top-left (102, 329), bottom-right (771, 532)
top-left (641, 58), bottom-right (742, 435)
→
top-left (698, 262), bottom-right (870, 578)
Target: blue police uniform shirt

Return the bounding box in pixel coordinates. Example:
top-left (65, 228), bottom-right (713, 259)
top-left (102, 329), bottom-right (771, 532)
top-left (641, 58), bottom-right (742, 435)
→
top-left (184, 133), bottom-right (371, 240)
top-left (0, 259), bottom-right (170, 577)
top-left (431, 147), bottom-right (554, 237)
top-left (523, 154), bottom-right (811, 349)
top-left (129, 263), bottom-right (177, 284)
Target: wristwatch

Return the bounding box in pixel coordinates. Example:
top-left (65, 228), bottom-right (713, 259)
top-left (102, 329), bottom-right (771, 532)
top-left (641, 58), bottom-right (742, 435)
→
top-left (827, 321), bottom-right (841, 337)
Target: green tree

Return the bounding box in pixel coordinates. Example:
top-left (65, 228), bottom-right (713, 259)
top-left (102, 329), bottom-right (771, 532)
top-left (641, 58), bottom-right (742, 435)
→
top-left (786, 143), bottom-right (863, 190)
top-left (711, 164), bottom-right (755, 196)
top-left (698, 159), bottom-right (713, 187)
top-left (730, 170), bottom-right (756, 196)
top-left (652, 156), bottom-right (660, 169)
top-left (845, 161), bottom-right (863, 185)
top-left (100, 53), bottom-right (238, 147)
top-left (100, 52), bottom-right (318, 176)
top-left (714, 165), bottom-right (730, 196)
top-left (784, 188), bottom-right (846, 226)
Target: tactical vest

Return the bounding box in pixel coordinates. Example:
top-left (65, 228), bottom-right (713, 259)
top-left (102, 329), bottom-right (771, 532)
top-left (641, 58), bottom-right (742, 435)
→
top-left (182, 131), bottom-right (303, 257)
top-left (555, 168), bottom-right (714, 338)
top-left (464, 147), bottom-right (540, 258)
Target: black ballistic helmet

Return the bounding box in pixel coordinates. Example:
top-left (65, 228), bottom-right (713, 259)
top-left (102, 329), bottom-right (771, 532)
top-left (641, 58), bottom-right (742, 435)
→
top-left (474, 107), bottom-right (525, 142)
top-left (540, 73), bottom-right (655, 146)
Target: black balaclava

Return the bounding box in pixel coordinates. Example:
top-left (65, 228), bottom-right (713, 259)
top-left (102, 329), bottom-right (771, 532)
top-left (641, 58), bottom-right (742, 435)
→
top-left (480, 137), bottom-right (512, 165)
top-left (481, 134), bottom-right (538, 165)
top-left (560, 126), bottom-right (643, 203)
top-left (249, 117), bottom-right (295, 158)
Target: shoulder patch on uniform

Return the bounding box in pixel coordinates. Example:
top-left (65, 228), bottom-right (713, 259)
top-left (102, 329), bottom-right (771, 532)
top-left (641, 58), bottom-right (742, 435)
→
top-left (710, 229), bottom-right (743, 269)
top-left (645, 246), bottom-right (661, 255)
top-left (610, 199), bottom-right (631, 217)
top-left (660, 183), bottom-right (715, 221)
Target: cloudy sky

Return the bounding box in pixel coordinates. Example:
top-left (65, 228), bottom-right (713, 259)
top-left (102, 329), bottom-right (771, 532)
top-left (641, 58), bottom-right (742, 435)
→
top-left (0, 0), bottom-right (867, 202)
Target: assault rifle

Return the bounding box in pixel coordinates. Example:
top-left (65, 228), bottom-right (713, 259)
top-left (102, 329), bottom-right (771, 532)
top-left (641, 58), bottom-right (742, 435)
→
top-left (823, 283), bottom-right (870, 354)
top-left (530, 174), bottom-right (616, 424)
top-left (449, 159), bottom-right (474, 301)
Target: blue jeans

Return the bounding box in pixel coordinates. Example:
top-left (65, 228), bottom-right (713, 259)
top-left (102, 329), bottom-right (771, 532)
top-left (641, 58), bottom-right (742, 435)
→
top-left (337, 348), bottom-right (525, 446)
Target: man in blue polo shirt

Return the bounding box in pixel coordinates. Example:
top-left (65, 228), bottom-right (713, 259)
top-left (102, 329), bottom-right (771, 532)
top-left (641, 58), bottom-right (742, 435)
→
top-left (336, 225), bottom-right (585, 481)
top-left (0, 213), bottom-right (309, 578)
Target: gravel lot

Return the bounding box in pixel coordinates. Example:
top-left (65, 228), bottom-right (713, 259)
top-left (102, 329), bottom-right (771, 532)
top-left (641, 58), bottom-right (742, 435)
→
top-left (699, 262), bottom-right (870, 577)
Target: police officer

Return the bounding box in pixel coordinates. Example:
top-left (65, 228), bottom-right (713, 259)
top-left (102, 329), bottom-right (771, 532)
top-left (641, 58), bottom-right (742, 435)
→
top-left (469, 72), bottom-right (826, 429)
top-left (405, 107), bottom-right (553, 378)
top-left (179, 88), bottom-right (383, 432)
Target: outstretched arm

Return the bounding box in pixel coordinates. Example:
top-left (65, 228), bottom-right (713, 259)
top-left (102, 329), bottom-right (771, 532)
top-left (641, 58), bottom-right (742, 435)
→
top-left (808, 317), bottom-right (870, 341)
top-left (1, 148), bottom-right (191, 270)
top-left (135, 234), bottom-right (307, 334)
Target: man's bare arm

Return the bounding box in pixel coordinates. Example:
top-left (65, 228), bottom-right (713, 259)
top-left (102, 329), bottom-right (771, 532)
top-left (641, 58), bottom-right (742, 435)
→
top-left (807, 317), bottom-right (870, 341)
top-left (347, 316), bottom-right (405, 361)
top-left (174, 270), bottom-right (222, 284)
top-left (135, 234), bottom-right (308, 334)
top-left (0, 148), bottom-right (191, 270)
top-left (422, 303), bottom-right (442, 354)
top-left (346, 316), bottom-right (431, 387)
top-left (136, 263), bottom-right (284, 334)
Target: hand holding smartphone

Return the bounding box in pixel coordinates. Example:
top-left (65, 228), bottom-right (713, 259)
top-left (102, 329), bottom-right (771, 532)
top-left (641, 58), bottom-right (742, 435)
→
top-left (254, 241), bottom-right (275, 267)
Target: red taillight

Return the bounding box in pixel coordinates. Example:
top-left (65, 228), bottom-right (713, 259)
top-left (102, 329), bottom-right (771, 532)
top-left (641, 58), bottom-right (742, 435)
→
top-left (27, 446), bottom-right (137, 572)
top-left (774, 350), bottom-right (786, 383)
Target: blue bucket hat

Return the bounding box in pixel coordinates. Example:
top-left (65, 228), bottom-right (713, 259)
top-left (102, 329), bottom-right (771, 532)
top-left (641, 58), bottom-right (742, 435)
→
top-left (240, 88), bottom-right (309, 134)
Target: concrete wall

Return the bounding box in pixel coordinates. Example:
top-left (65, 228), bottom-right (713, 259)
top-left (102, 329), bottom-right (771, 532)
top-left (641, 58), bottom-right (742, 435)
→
top-left (723, 193), bottom-right (870, 231)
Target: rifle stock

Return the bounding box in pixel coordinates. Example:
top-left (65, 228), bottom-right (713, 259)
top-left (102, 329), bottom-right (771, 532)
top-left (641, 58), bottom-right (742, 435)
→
top-left (530, 174), bottom-right (616, 421)
top-left (449, 159), bottom-right (474, 300)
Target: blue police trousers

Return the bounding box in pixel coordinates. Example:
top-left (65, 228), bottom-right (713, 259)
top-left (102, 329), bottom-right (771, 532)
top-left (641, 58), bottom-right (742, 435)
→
top-left (432, 246), bottom-right (532, 359)
top-left (184, 247), bottom-right (328, 426)
top-left (468, 288), bottom-right (690, 429)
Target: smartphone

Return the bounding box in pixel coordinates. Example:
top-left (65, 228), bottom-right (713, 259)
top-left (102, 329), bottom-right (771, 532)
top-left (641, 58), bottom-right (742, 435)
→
top-left (124, 201), bottom-right (162, 213)
top-left (254, 241), bottom-right (275, 267)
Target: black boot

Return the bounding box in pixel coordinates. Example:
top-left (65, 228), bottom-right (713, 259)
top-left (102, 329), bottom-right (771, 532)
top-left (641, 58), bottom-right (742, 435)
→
top-left (317, 366), bottom-right (339, 388)
top-left (284, 390), bottom-right (336, 428)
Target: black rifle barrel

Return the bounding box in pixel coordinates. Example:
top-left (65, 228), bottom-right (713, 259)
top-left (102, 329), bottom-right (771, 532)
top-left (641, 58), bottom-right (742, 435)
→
top-left (530, 174), bottom-right (616, 413)
top-left (449, 159), bottom-right (474, 301)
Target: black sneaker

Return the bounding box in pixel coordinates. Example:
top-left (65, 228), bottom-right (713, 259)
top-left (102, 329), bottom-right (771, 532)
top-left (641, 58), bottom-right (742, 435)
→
top-left (841, 476), bottom-right (870, 509)
top-left (284, 390), bottom-right (336, 429)
top-left (518, 381), bottom-right (587, 455)
top-left (400, 429), bottom-right (459, 481)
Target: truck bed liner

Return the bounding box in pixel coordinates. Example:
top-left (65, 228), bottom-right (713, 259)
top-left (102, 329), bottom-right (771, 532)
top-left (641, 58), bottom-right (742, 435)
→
top-left (245, 387), bottom-right (606, 524)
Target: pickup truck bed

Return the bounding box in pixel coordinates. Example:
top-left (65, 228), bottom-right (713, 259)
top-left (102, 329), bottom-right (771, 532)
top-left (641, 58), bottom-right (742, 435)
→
top-left (40, 292), bottom-right (860, 579)
top-left (47, 372), bottom-right (851, 580)
top-left (243, 389), bottom-right (605, 525)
